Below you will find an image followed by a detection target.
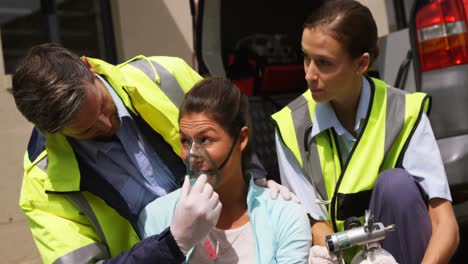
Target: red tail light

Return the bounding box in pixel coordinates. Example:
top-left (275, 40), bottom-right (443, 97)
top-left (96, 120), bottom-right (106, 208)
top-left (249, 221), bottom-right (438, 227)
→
top-left (416, 0), bottom-right (468, 72)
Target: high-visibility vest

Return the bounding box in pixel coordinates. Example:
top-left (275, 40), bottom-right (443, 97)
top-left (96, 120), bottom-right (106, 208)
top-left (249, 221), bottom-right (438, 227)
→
top-left (19, 56), bottom-right (202, 263)
top-left (272, 77), bottom-right (430, 232)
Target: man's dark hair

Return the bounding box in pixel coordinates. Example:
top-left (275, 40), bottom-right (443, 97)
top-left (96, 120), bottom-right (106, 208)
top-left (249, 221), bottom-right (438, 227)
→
top-left (12, 43), bottom-right (94, 133)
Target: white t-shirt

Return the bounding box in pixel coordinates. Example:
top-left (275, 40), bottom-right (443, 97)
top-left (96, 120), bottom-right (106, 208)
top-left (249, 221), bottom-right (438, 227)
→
top-left (190, 222), bottom-right (255, 263)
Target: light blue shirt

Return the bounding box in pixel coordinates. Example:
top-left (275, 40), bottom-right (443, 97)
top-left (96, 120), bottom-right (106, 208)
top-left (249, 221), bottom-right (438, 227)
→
top-left (138, 178), bottom-right (311, 264)
top-left (275, 77), bottom-right (452, 220)
top-left (69, 75), bottom-right (177, 217)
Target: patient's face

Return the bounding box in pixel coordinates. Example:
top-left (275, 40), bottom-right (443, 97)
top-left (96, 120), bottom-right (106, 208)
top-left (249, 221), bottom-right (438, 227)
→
top-left (179, 112), bottom-right (240, 187)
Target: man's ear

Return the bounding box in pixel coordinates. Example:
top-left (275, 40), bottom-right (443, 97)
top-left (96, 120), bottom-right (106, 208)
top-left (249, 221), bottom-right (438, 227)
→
top-left (239, 126), bottom-right (249, 152)
top-left (80, 56), bottom-right (96, 75)
top-left (356, 52), bottom-right (370, 76)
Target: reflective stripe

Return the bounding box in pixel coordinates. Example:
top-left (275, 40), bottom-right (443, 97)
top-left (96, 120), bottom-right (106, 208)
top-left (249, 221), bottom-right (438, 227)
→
top-left (306, 137), bottom-right (328, 201)
top-left (129, 59), bottom-right (186, 107)
top-left (291, 95), bottom-right (311, 166)
top-left (36, 157), bottom-right (48, 172)
top-left (288, 93), bottom-right (308, 111)
top-left (52, 242), bottom-right (108, 264)
top-left (293, 95), bottom-right (328, 201)
top-left (65, 193), bottom-right (109, 252)
top-left (384, 88), bottom-right (406, 157)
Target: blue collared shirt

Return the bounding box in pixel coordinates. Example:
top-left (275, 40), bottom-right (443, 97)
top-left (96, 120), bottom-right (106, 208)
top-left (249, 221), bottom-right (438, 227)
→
top-left (275, 77), bottom-right (451, 220)
top-left (69, 75), bottom-right (177, 217)
top-left (311, 77), bottom-right (371, 162)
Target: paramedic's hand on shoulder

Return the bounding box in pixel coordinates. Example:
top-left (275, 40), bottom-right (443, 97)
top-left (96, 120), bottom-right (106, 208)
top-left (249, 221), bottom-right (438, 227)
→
top-left (170, 174), bottom-right (222, 254)
top-left (255, 178), bottom-right (301, 203)
top-left (308, 245), bottom-right (344, 264)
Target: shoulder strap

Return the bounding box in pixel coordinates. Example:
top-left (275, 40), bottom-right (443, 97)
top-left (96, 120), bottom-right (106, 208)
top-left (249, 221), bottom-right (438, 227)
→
top-left (128, 59), bottom-right (185, 107)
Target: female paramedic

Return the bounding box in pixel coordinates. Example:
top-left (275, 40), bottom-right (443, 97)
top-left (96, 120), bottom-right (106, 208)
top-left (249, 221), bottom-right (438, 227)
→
top-left (272, 0), bottom-right (459, 263)
top-left (137, 78), bottom-right (311, 263)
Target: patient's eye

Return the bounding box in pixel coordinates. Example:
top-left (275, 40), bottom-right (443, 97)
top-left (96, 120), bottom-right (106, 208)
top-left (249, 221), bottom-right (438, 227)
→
top-left (180, 137), bottom-right (191, 147)
top-left (200, 137), bottom-right (212, 145)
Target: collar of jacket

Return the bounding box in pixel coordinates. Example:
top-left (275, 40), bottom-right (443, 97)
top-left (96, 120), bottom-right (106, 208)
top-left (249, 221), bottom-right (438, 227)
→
top-left (42, 56), bottom-right (148, 192)
top-left (86, 56), bottom-right (138, 115)
top-left (88, 55), bottom-right (184, 157)
top-left (43, 132), bottom-right (81, 192)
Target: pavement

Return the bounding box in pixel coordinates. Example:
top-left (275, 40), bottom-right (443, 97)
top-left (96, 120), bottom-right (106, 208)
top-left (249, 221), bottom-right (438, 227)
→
top-left (0, 219), bottom-right (41, 263)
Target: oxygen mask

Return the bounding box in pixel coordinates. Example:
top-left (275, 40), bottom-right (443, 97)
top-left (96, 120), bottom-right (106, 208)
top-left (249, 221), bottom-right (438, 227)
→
top-left (185, 140), bottom-right (221, 187)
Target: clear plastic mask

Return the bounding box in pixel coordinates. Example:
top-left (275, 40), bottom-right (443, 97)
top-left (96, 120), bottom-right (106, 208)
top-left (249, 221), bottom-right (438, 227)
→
top-left (185, 140), bottom-right (221, 187)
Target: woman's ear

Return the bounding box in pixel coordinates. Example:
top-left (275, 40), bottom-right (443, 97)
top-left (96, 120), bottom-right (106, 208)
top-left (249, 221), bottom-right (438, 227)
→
top-left (80, 56), bottom-right (96, 75)
top-left (356, 52), bottom-right (370, 76)
top-left (239, 126), bottom-right (249, 152)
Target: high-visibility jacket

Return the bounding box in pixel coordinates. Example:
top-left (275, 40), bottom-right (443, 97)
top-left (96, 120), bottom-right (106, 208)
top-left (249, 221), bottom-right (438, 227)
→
top-left (272, 77), bottom-right (430, 232)
top-left (19, 56), bottom-right (202, 264)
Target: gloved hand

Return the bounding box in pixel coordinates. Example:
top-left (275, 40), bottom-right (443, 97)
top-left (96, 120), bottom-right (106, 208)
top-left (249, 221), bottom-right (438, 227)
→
top-left (255, 178), bottom-right (301, 204)
top-left (170, 174), bottom-right (222, 254)
top-left (309, 245), bottom-right (344, 264)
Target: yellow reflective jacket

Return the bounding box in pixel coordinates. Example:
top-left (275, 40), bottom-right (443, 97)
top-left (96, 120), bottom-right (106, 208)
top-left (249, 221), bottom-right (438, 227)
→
top-left (272, 77), bottom-right (430, 232)
top-left (19, 56), bottom-right (202, 263)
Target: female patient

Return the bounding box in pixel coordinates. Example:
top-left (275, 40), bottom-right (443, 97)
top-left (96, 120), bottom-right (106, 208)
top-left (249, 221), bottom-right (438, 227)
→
top-left (138, 78), bottom-right (311, 263)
